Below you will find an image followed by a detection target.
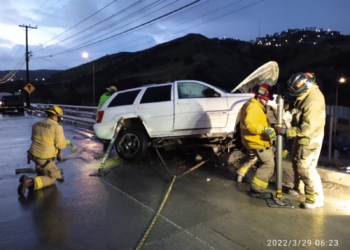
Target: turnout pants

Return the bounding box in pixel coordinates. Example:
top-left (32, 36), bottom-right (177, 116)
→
top-left (291, 142), bottom-right (324, 204)
top-left (29, 154), bottom-right (61, 190)
top-left (237, 147), bottom-right (275, 192)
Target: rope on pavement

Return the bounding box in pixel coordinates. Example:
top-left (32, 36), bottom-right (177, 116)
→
top-left (153, 142), bottom-right (173, 177)
top-left (135, 175), bottom-right (176, 250)
top-left (134, 146), bottom-right (207, 249)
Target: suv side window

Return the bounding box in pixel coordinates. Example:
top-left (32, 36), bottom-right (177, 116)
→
top-left (140, 85), bottom-right (171, 104)
top-left (178, 82), bottom-right (210, 99)
top-left (108, 89), bottom-right (141, 107)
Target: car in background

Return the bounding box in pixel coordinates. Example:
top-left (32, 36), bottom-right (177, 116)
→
top-left (0, 95), bottom-right (25, 114)
top-left (93, 61), bottom-right (279, 164)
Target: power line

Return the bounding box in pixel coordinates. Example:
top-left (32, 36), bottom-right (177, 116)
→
top-left (35, 0), bottom-right (76, 28)
top-left (38, 0), bottom-right (174, 55)
top-left (39, 58), bottom-right (70, 69)
top-left (0, 55), bottom-right (26, 84)
top-left (37, 0), bottom-right (119, 48)
top-left (88, 0), bottom-right (214, 54)
top-left (42, 0), bottom-right (255, 58)
top-left (43, 0), bottom-right (201, 57)
top-left (23, 0), bottom-right (51, 24)
top-left (32, 0), bottom-right (149, 53)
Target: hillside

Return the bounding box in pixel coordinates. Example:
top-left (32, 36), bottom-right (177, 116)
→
top-left (2, 32), bottom-right (350, 107)
top-left (0, 69), bottom-right (62, 81)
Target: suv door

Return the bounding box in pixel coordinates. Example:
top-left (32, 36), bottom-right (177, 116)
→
top-left (174, 81), bottom-right (228, 130)
top-left (135, 84), bottom-right (174, 134)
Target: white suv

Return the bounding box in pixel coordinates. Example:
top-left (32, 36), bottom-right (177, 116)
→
top-left (93, 62), bottom-right (279, 163)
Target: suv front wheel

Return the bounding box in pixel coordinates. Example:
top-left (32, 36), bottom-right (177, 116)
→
top-left (115, 128), bottom-right (149, 161)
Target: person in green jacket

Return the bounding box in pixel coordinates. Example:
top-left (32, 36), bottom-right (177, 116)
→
top-left (98, 86), bottom-right (117, 109)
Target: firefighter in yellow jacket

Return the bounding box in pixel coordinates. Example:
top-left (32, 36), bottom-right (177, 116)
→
top-left (236, 83), bottom-right (276, 199)
top-left (275, 73), bottom-right (325, 209)
top-left (17, 106), bottom-right (72, 196)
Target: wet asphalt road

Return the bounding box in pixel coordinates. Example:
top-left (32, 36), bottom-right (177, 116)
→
top-left (1, 111), bottom-right (350, 250)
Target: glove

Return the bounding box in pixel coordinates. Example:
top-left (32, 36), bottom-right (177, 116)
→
top-left (274, 125), bottom-right (286, 135)
top-left (286, 127), bottom-right (297, 138)
top-left (66, 139), bottom-right (72, 146)
top-left (264, 126), bottom-right (276, 139)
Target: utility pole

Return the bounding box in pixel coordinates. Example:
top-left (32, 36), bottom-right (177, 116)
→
top-left (19, 24), bottom-right (37, 107)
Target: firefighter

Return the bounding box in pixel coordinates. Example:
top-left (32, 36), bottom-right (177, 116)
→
top-left (275, 73), bottom-right (325, 209)
top-left (17, 106), bottom-right (72, 196)
top-left (98, 86), bottom-right (117, 109)
top-left (236, 83), bottom-right (276, 199)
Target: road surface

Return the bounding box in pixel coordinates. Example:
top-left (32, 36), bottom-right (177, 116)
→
top-left (1, 111), bottom-right (349, 250)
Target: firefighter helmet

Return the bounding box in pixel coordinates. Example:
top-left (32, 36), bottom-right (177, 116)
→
top-left (255, 83), bottom-right (274, 101)
top-left (45, 106), bottom-right (63, 116)
top-left (45, 106), bottom-right (64, 123)
top-left (106, 86), bottom-right (117, 93)
top-left (287, 72), bottom-right (315, 96)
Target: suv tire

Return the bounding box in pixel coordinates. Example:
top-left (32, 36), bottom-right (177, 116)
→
top-left (115, 128), bottom-right (149, 160)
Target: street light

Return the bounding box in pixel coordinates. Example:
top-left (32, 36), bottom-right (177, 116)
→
top-left (334, 77), bottom-right (346, 141)
top-left (336, 77), bottom-right (345, 107)
top-left (82, 52), bottom-right (95, 105)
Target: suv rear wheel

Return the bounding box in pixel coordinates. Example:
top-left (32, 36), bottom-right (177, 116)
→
top-left (115, 128), bottom-right (149, 160)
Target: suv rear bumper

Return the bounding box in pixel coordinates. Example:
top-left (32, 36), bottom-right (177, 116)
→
top-left (93, 122), bottom-right (115, 140)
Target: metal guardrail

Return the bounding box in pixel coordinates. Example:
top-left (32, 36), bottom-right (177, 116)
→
top-left (27, 103), bottom-right (97, 129)
top-left (328, 105), bottom-right (350, 120)
top-left (26, 102), bottom-right (350, 132)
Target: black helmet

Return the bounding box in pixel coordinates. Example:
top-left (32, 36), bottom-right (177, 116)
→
top-left (287, 72), bottom-right (315, 96)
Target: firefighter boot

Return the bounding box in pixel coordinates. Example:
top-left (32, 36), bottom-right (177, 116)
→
top-left (300, 194), bottom-right (324, 209)
top-left (17, 175), bottom-right (34, 196)
top-left (249, 188), bottom-right (272, 199)
top-left (57, 168), bottom-right (64, 182)
top-left (300, 200), bottom-right (324, 209)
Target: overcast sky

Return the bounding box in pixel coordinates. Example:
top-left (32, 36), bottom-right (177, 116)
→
top-left (1, 0), bottom-right (350, 71)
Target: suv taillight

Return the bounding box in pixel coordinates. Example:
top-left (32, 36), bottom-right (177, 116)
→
top-left (96, 110), bottom-right (104, 123)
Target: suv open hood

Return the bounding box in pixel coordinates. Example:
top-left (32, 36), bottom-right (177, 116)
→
top-left (231, 61), bottom-right (279, 93)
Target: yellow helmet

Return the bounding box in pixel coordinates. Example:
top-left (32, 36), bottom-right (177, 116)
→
top-left (45, 105), bottom-right (64, 116)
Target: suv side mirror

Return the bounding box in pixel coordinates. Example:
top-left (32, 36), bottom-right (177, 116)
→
top-left (203, 88), bottom-right (221, 97)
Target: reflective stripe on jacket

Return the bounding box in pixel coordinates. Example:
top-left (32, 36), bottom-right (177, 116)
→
top-left (98, 92), bottom-right (111, 109)
top-left (240, 98), bottom-right (271, 149)
top-left (29, 118), bottom-right (67, 159)
top-left (292, 84), bottom-right (325, 146)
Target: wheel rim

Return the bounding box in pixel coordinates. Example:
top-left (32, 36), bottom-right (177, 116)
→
top-left (118, 133), bottom-right (141, 157)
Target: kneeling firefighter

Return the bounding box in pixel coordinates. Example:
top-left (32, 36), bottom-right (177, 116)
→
top-left (18, 106), bottom-right (72, 196)
top-left (236, 83), bottom-right (276, 199)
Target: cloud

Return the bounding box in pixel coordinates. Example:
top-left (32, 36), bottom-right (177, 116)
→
top-left (1, 0), bottom-right (350, 70)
